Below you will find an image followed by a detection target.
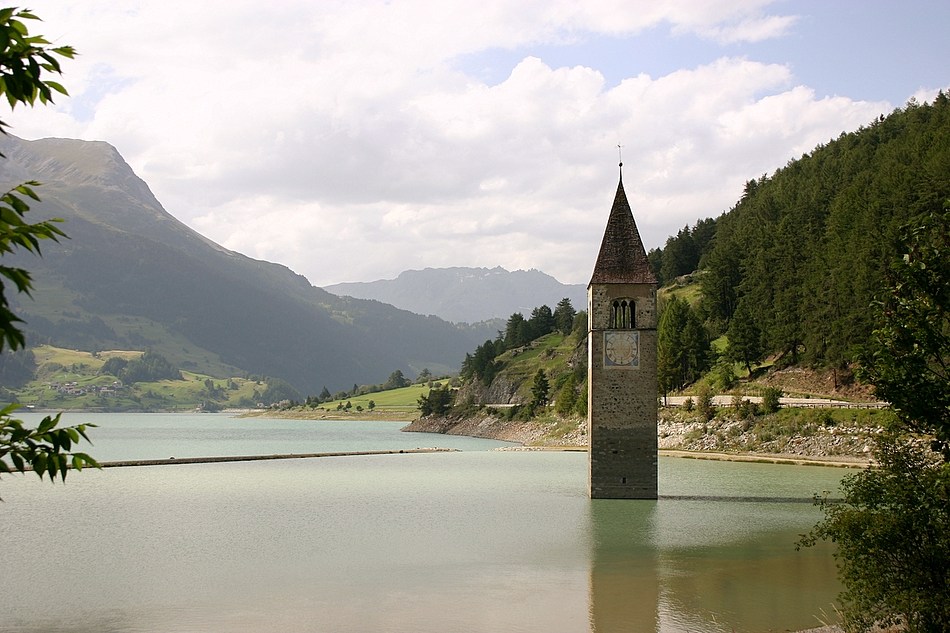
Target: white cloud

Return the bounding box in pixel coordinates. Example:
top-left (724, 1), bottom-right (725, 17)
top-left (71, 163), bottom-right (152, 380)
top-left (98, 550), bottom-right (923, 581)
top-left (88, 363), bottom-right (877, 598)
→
top-left (6, 1), bottom-right (899, 286)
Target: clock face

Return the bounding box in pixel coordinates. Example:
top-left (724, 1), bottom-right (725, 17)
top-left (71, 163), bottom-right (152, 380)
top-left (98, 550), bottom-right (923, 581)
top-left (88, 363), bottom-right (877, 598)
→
top-left (604, 330), bottom-right (639, 367)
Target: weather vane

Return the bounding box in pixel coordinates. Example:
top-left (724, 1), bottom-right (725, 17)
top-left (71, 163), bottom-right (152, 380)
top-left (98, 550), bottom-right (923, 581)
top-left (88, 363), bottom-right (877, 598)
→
top-left (618, 143), bottom-right (624, 177)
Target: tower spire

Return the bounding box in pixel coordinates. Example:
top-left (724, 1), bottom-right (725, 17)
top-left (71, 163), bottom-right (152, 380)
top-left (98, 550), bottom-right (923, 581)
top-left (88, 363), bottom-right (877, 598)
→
top-left (588, 169), bottom-right (655, 286)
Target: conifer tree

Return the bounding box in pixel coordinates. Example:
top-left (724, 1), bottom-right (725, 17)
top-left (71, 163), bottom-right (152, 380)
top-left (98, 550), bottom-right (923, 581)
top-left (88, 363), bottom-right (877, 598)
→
top-left (726, 300), bottom-right (763, 374)
top-left (553, 298), bottom-right (577, 335)
top-left (530, 369), bottom-right (549, 412)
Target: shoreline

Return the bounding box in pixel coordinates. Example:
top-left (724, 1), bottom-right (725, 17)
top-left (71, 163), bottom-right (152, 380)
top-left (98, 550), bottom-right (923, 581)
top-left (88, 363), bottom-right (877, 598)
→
top-left (403, 414), bottom-right (873, 468)
top-left (19, 407), bottom-right (873, 469)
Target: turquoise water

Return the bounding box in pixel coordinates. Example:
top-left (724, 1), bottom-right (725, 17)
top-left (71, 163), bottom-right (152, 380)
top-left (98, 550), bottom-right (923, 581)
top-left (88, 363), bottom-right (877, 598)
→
top-left (12, 411), bottom-right (511, 460)
top-left (0, 414), bottom-right (845, 633)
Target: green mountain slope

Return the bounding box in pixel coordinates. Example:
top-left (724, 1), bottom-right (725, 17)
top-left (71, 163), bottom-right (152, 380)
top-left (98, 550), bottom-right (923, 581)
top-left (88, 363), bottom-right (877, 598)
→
top-left (0, 135), bottom-right (493, 392)
top-left (695, 95), bottom-right (949, 369)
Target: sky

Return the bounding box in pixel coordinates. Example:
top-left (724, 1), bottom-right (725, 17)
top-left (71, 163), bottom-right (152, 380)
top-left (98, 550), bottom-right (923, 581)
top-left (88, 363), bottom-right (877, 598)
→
top-left (8, 1), bottom-right (949, 287)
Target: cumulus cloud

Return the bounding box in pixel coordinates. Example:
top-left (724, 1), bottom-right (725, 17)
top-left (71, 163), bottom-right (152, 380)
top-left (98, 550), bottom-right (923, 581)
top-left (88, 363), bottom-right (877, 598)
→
top-left (8, 1), bottom-right (899, 286)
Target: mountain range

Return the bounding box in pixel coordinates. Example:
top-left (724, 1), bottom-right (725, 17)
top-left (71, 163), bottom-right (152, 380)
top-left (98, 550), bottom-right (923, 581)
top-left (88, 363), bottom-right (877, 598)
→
top-left (325, 267), bottom-right (586, 323)
top-left (0, 135), bottom-right (504, 393)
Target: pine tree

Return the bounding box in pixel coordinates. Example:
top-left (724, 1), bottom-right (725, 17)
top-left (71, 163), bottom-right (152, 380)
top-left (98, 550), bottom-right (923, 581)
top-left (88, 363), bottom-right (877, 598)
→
top-left (553, 298), bottom-right (577, 335)
top-left (530, 369), bottom-right (549, 412)
top-left (726, 300), bottom-right (763, 373)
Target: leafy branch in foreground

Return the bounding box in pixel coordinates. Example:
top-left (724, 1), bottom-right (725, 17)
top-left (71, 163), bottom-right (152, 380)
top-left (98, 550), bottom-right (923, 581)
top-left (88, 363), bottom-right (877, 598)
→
top-left (799, 436), bottom-right (950, 632)
top-left (0, 181), bottom-right (66, 349)
top-left (859, 207), bottom-right (950, 459)
top-left (0, 6), bottom-right (98, 495)
top-left (0, 405), bottom-right (98, 485)
top-left (0, 7), bottom-right (75, 127)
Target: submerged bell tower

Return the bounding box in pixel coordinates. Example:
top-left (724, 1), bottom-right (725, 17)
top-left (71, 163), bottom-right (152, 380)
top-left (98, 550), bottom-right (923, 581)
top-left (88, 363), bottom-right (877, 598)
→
top-left (587, 163), bottom-right (658, 499)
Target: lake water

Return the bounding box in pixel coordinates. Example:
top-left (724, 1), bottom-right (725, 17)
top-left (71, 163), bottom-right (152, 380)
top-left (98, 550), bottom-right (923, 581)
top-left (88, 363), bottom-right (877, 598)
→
top-left (1, 413), bottom-right (845, 633)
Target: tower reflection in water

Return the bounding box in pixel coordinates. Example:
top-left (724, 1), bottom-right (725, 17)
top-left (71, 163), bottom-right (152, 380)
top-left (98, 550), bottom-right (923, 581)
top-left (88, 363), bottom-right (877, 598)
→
top-left (588, 496), bottom-right (840, 633)
top-left (588, 500), bottom-right (660, 632)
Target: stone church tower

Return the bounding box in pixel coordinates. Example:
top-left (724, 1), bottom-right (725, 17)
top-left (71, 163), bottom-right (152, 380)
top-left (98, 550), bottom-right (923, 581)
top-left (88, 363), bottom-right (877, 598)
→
top-left (587, 169), bottom-right (658, 499)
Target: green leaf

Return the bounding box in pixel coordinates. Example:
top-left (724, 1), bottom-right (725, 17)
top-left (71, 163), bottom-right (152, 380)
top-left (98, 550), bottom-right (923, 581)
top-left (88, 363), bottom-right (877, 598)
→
top-left (71, 452), bottom-right (99, 469)
top-left (36, 415), bottom-right (57, 434)
top-left (32, 452), bottom-right (47, 479)
top-left (45, 80), bottom-right (67, 96)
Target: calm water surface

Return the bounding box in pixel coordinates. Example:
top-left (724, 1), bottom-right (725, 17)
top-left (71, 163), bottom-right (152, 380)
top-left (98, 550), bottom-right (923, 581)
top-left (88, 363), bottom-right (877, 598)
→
top-left (1, 413), bottom-right (845, 632)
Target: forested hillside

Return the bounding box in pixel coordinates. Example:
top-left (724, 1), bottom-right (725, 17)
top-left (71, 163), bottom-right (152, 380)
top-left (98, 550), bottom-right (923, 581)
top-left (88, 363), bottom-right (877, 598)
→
top-left (701, 94), bottom-right (949, 369)
top-left (648, 94), bottom-right (950, 377)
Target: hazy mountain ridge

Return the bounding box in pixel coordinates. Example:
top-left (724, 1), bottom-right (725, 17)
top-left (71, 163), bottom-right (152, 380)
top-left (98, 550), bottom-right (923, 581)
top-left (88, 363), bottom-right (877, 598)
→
top-left (0, 135), bottom-right (493, 393)
top-left (325, 266), bottom-right (587, 323)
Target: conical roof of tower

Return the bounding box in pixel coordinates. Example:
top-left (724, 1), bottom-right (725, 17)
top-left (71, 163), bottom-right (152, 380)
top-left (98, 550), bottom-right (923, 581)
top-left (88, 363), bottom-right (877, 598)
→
top-left (589, 177), bottom-right (656, 286)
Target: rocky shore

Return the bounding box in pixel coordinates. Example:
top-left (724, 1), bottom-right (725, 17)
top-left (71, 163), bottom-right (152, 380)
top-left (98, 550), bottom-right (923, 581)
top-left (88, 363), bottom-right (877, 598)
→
top-left (403, 413), bottom-right (582, 446)
top-left (403, 407), bottom-right (877, 467)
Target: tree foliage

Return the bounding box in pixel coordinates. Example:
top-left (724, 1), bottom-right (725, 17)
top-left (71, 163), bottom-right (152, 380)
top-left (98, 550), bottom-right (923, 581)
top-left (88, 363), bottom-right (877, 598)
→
top-left (383, 369), bottom-right (410, 390)
top-left (118, 350), bottom-right (181, 384)
top-left (530, 368), bottom-right (549, 412)
top-left (0, 406), bottom-right (96, 488)
top-left (649, 218), bottom-right (717, 286)
top-left (0, 8), bottom-right (98, 488)
top-left (460, 339), bottom-right (502, 386)
top-left (800, 436), bottom-right (950, 632)
top-left (259, 376), bottom-right (302, 406)
top-left (693, 95), bottom-right (950, 368)
top-left (859, 208), bottom-right (950, 459)
top-left (725, 299), bottom-right (763, 373)
top-left (801, 210), bottom-right (950, 631)
top-left (0, 8), bottom-right (73, 118)
top-left (553, 373), bottom-right (575, 415)
top-left (553, 297), bottom-right (576, 335)
top-left (760, 386), bottom-right (782, 414)
top-left (657, 296), bottom-right (711, 393)
top-left (528, 305), bottom-right (554, 338)
top-left (503, 312), bottom-right (529, 348)
top-left (417, 383), bottom-right (453, 416)
top-left (0, 181), bottom-right (66, 349)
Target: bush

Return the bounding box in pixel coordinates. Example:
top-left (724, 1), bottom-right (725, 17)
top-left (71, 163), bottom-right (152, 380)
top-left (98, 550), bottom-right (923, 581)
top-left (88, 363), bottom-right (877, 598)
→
top-left (573, 386), bottom-right (587, 417)
top-left (554, 374), bottom-right (578, 416)
top-left (732, 394), bottom-right (758, 419)
top-left (799, 435), bottom-right (950, 632)
top-left (417, 384), bottom-right (453, 416)
top-left (761, 387), bottom-right (782, 413)
top-left (695, 385), bottom-right (715, 421)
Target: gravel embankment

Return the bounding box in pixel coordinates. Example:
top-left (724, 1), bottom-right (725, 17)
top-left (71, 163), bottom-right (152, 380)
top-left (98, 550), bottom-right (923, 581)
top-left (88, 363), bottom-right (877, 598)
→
top-left (404, 411), bottom-right (874, 466)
